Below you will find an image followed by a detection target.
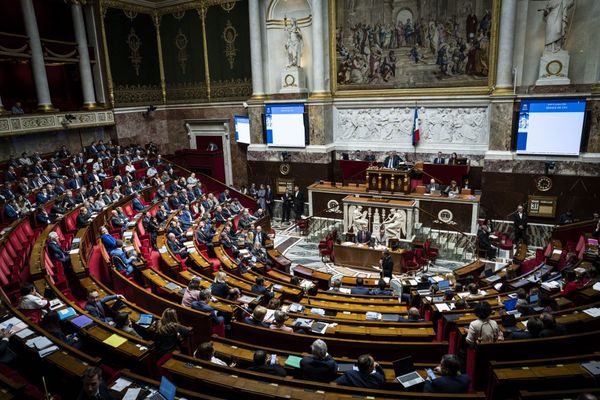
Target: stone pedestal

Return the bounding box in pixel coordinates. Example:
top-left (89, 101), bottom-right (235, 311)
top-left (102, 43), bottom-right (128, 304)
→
top-left (280, 66), bottom-right (307, 93)
top-left (536, 50), bottom-right (570, 86)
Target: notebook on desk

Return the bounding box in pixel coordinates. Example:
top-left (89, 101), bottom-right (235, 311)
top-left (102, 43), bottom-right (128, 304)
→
top-left (582, 361), bottom-right (600, 376)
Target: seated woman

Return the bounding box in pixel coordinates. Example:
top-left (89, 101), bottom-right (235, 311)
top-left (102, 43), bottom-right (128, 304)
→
top-left (269, 310), bottom-right (293, 332)
top-left (41, 310), bottom-right (81, 349)
top-left (151, 308), bottom-right (191, 359)
top-left (210, 272), bottom-right (230, 299)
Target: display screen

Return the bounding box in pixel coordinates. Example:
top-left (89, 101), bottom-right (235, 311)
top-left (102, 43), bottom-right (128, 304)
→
top-left (265, 103), bottom-right (306, 148)
top-left (516, 99), bottom-right (586, 156)
top-left (234, 115), bottom-right (250, 144)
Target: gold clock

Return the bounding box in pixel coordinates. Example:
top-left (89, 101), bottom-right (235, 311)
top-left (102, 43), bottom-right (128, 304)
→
top-left (535, 176), bottom-right (553, 192)
top-left (279, 163), bottom-right (291, 176)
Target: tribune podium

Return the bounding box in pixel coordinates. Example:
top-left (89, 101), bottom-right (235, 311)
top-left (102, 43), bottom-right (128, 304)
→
top-left (366, 167), bottom-right (411, 194)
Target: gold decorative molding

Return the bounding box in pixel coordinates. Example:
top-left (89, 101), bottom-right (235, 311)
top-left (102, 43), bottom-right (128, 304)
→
top-left (175, 28), bottom-right (189, 74)
top-left (100, 0), bottom-right (243, 16)
top-left (222, 20), bottom-right (237, 69)
top-left (126, 27), bottom-right (142, 76)
top-left (166, 81), bottom-right (208, 102)
top-left (114, 84), bottom-right (162, 105)
top-left (211, 78), bottom-right (251, 100)
top-left (0, 110), bottom-right (114, 137)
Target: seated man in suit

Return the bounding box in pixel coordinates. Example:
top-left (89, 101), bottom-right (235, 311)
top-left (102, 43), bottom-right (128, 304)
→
top-left (426, 178), bottom-right (441, 194)
top-left (399, 307), bottom-right (424, 322)
top-left (84, 289), bottom-right (123, 324)
top-left (47, 231), bottom-right (71, 268)
top-left (355, 226), bottom-right (371, 245)
top-left (350, 277), bottom-right (370, 295)
top-left (191, 290), bottom-right (224, 325)
top-left (3, 200), bottom-right (21, 221)
top-left (243, 305), bottom-right (269, 327)
top-left (382, 151), bottom-right (403, 169)
top-left (433, 151), bottom-right (445, 164)
top-left (109, 240), bottom-right (137, 275)
top-left (76, 207), bottom-right (92, 229)
top-left (248, 350), bottom-right (286, 377)
top-left (251, 277), bottom-right (272, 297)
top-left (78, 366), bottom-right (113, 400)
top-left (300, 339), bottom-right (337, 382)
top-left (167, 232), bottom-right (188, 259)
top-left (424, 354), bottom-right (470, 393)
top-left (369, 280), bottom-right (392, 296)
top-left (132, 193), bottom-right (145, 213)
top-left (335, 354), bottom-right (385, 389)
top-left (36, 207), bottom-right (52, 226)
top-left (507, 316), bottom-right (544, 340)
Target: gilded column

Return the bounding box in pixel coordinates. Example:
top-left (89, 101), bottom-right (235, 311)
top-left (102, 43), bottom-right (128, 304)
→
top-left (494, 0), bottom-right (517, 94)
top-left (198, 5), bottom-right (211, 101)
top-left (99, 4), bottom-right (114, 107)
top-left (153, 12), bottom-right (167, 104)
top-left (310, 0), bottom-right (326, 95)
top-left (20, 0), bottom-right (54, 111)
top-left (248, 0), bottom-right (265, 98)
top-left (70, 1), bottom-right (97, 109)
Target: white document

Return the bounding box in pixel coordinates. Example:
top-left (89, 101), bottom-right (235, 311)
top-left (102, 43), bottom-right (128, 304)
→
top-left (111, 377), bottom-right (133, 392)
top-left (15, 328), bottom-right (34, 339)
top-left (123, 388), bottom-right (141, 400)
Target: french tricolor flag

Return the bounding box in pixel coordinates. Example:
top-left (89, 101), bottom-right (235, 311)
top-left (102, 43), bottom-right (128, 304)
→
top-left (412, 107), bottom-right (420, 147)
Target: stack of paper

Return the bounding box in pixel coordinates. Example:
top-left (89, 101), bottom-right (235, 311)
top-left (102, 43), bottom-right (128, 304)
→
top-left (366, 312), bottom-right (382, 320)
top-left (310, 308), bottom-right (325, 316)
top-left (26, 336), bottom-right (54, 350)
top-left (289, 303), bottom-right (304, 312)
top-left (39, 345), bottom-right (59, 358)
top-left (111, 377), bottom-right (133, 392)
top-left (435, 303), bottom-right (451, 312)
top-left (103, 334), bottom-right (127, 348)
top-left (583, 308), bottom-right (600, 318)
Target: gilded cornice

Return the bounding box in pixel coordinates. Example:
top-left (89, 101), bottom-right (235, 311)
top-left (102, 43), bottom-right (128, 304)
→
top-left (101, 0), bottom-right (242, 15)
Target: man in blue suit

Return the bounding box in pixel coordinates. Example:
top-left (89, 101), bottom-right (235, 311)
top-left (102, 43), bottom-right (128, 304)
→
top-left (3, 200), bottom-right (20, 221)
top-left (191, 289), bottom-right (223, 325)
top-left (350, 278), bottom-right (370, 295)
top-left (335, 354), bottom-right (385, 389)
top-left (132, 193), bottom-right (145, 212)
top-left (84, 289), bottom-right (123, 323)
top-left (47, 231), bottom-right (71, 268)
top-left (109, 240), bottom-right (136, 275)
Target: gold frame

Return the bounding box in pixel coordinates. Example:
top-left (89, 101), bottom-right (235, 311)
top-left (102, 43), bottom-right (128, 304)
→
top-left (328, 0), bottom-right (501, 97)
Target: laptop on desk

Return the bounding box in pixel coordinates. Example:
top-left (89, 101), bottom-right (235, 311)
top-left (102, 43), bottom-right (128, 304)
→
top-left (437, 280), bottom-right (450, 291)
top-left (147, 376), bottom-right (176, 400)
top-left (503, 298), bottom-right (518, 312)
top-left (393, 356), bottom-right (424, 388)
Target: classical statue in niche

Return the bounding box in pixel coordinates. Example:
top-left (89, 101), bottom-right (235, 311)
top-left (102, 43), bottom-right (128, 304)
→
top-left (383, 209), bottom-right (406, 239)
top-left (540, 0), bottom-right (574, 53)
top-left (351, 205), bottom-right (369, 232)
top-left (284, 18), bottom-right (303, 67)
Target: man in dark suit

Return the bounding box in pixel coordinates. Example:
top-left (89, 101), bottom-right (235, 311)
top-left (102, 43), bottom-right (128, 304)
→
top-left (248, 350), bottom-right (286, 377)
top-left (383, 151), bottom-right (403, 169)
top-left (3, 200), bottom-right (20, 221)
top-left (350, 278), bottom-right (370, 295)
top-left (300, 339), bottom-right (338, 382)
top-left (335, 354), bottom-right (385, 389)
top-left (243, 305), bottom-right (270, 327)
top-left (84, 289), bottom-right (121, 323)
top-left (253, 225), bottom-right (266, 246)
top-left (423, 354), bottom-right (470, 393)
top-left (265, 184), bottom-right (274, 216)
top-left (507, 316), bottom-right (544, 340)
top-left (433, 151), bottom-right (445, 164)
top-left (513, 204), bottom-right (528, 244)
top-left (191, 290), bottom-right (224, 325)
top-left (379, 250), bottom-right (393, 278)
top-left (293, 185), bottom-right (304, 219)
top-left (281, 189), bottom-right (293, 222)
top-left (356, 226), bottom-right (371, 245)
top-left (76, 207), bottom-right (91, 229)
top-left (132, 193), bottom-right (145, 212)
top-left (370, 280), bottom-right (392, 296)
top-left (4, 166), bottom-right (17, 182)
top-left (36, 207), bottom-right (52, 226)
top-left (399, 307), bottom-right (424, 322)
top-left (77, 366), bottom-right (114, 400)
top-left (426, 178), bottom-right (441, 193)
top-left (47, 231), bottom-right (71, 268)
top-left (167, 232), bottom-right (188, 258)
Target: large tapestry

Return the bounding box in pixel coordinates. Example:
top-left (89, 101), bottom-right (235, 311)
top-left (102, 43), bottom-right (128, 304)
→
top-left (334, 0), bottom-right (496, 92)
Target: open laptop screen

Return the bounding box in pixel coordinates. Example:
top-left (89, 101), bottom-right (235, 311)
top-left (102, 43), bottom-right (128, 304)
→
top-left (159, 376), bottom-right (176, 400)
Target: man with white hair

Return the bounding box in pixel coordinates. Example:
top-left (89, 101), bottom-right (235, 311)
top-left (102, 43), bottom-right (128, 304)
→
top-left (48, 231), bottom-right (71, 268)
top-left (300, 339), bottom-right (338, 382)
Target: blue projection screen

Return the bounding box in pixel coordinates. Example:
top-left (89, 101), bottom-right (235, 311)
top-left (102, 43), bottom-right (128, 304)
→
top-left (265, 103), bottom-right (306, 148)
top-left (516, 99), bottom-right (586, 156)
top-left (234, 116), bottom-right (250, 144)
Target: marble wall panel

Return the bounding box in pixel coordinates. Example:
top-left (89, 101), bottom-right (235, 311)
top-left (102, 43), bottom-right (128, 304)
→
top-left (488, 101), bottom-right (514, 151)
